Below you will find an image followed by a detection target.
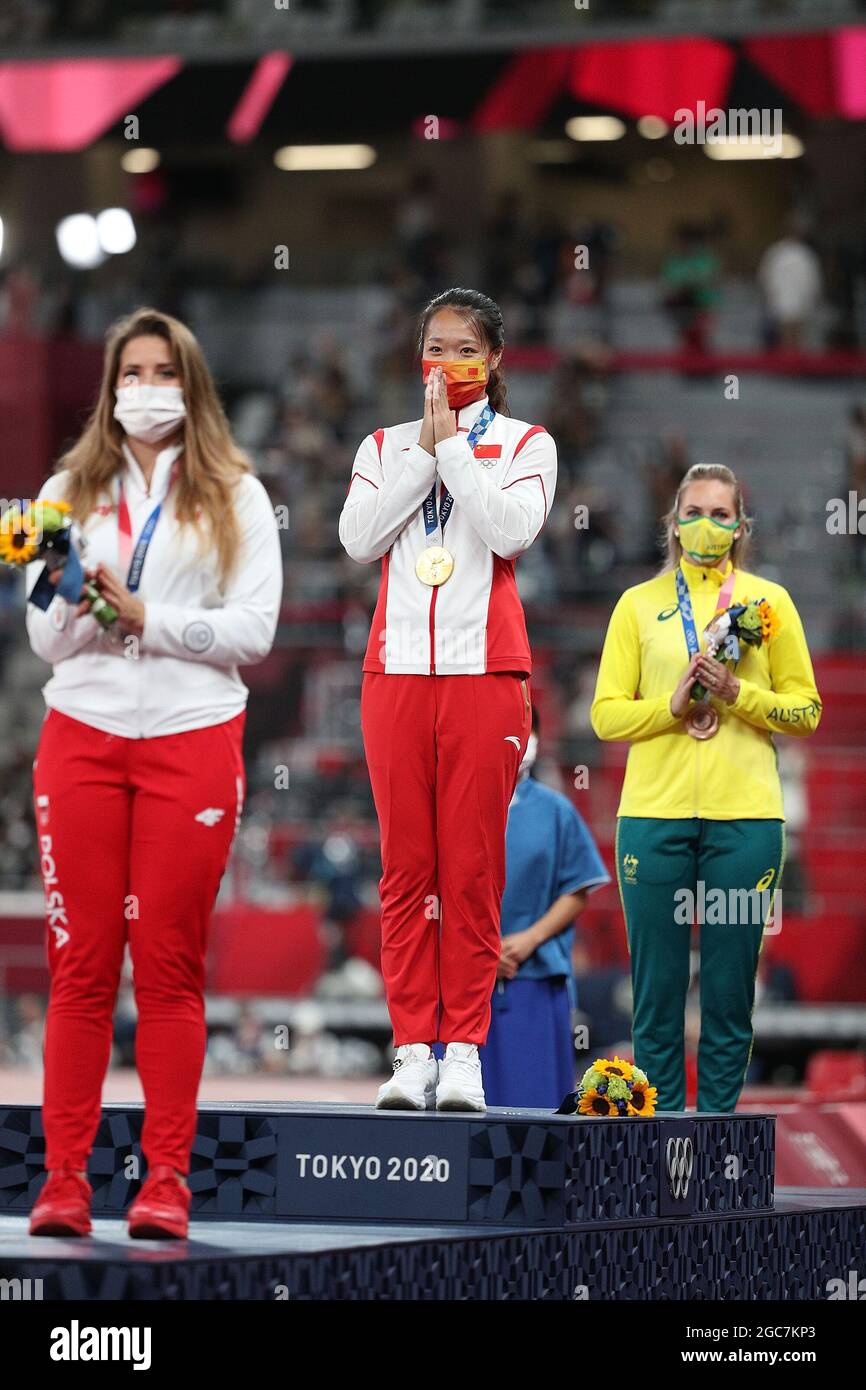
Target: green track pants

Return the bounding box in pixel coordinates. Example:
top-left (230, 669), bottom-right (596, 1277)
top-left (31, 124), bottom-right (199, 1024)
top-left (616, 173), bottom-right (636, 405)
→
top-left (615, 816), bottom-right (785, 1113)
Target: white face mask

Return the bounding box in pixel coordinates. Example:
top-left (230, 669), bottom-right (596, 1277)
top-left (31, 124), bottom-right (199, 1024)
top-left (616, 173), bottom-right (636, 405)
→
top-left (113, 384), bottom-right (186, 444)
top-left (518, 731), bottom-right (538, 778)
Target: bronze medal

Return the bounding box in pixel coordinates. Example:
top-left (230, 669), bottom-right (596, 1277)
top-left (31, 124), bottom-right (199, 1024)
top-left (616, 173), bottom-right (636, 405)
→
top-left (684, 702), bottom-right (720, 740)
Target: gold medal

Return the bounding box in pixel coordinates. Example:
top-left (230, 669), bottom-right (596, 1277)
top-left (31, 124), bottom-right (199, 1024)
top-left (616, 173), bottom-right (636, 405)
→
top-left (415, 545), bottom-right (454, 586)
top-left (684, 702), bottom-right (720, 740)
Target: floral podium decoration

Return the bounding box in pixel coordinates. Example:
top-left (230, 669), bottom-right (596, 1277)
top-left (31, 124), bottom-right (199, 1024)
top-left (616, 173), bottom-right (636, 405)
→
top-left (0, 498), bottom-right (117, 626)
top-left (555, 1057), bottom-right (657, 1118)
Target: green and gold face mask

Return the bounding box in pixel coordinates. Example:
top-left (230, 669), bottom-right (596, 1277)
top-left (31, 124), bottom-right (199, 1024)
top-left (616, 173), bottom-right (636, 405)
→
top-left (676, 514), bottom-right (740, 563)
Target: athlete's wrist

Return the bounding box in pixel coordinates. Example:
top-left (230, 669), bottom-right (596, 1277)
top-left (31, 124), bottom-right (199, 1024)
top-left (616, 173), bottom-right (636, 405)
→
top-left (120, 598), bottom-right (146, 638)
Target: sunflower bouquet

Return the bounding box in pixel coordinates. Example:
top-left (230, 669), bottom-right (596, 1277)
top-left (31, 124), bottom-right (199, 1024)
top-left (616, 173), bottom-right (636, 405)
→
top-left (555, 1056), bottom-right (657, 1119)
top-left (0, 498), bottom-right (117, 627)
top-left (692, 597), bottom-right (781, 701)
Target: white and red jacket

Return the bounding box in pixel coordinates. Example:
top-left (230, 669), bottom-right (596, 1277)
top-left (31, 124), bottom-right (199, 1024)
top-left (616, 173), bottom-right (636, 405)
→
top-left (339, 395), bottom-right (557, 675)
top-left (25, 442), bottom-right (283, 738)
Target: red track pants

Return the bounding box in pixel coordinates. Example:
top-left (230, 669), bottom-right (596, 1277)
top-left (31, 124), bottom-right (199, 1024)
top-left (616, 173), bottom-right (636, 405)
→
top-left (360, 671), bottom-right (530, 1047)
top-left (32, 707), bottom-right (246, 1174)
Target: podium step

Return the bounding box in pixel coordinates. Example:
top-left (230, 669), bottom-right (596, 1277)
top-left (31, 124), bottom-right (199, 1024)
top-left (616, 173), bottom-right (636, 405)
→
top-left (0, 1101), bottom-right (774, 1227)
top-left (1, 1192), bottom-right (864, 1301)
top-left (2, 1101), bottom-right (864, 1300)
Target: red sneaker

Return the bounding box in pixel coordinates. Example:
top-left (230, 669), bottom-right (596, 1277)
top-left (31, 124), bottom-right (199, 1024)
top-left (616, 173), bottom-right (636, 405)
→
top-left (29, 1166), bottom-right (92, 1237)
top-left (127, 1165), bottom-right (191, 1239)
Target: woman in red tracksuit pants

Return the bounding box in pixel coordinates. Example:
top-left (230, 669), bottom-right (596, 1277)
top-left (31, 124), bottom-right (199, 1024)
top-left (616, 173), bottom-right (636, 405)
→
top-left (339, 287), bottom-right (557, 1112)
top-left (26, 307), bottom-right (282, 1239)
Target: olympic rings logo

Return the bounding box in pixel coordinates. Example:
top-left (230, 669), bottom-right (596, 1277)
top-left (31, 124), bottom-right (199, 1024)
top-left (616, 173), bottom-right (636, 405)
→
top-left (665, 1136), bottom-right (694, 1201)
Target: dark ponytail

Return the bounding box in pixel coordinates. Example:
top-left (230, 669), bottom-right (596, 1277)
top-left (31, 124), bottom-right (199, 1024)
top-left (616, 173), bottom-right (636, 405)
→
top-left (416, 286), bottom-right (509, 416)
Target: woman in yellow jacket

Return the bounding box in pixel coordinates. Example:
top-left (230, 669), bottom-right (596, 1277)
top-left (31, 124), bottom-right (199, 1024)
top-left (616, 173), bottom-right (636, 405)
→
top-left (591, 463), bottom-right (821, 1112)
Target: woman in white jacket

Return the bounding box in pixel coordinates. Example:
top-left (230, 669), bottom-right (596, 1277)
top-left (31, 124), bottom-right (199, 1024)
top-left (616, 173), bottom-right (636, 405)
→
top-left (339, 287), bottom-right (557, 1113)
top-left (26, 307), bottom-right (282, 1241)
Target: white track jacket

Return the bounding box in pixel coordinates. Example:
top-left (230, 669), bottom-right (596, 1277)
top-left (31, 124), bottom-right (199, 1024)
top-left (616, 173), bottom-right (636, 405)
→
top-left (339, 395), bottom-right (557, 675)
top-left (24, 441), bottom-right (283, 737)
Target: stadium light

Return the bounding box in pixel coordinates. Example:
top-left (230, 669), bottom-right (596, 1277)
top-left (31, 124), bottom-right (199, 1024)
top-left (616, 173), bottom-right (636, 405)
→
top-left (121, 147), bottom-right (161, 174)
top-left (637, 116), bottom-right (669, 139)
top-left (703, 133), bottom-right (804, 161)
top-left (273, 144), bottom-right (377, 171)
top-left (56, 214), bottom-right (104, 269)
top-left (96, 208), bottom-right (137, 255)
top-left (565, 116), bottom-right (626, 142)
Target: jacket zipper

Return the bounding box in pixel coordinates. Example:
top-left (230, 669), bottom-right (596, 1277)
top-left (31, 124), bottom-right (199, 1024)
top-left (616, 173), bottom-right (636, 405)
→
top-left (428, 472), bottom-right (449, 676)
top-left (429, 587), bottom-right (438, 674)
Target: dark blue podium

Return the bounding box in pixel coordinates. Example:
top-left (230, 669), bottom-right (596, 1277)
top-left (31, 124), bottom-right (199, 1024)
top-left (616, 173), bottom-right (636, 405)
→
top-left (0, 1101), bottom-right (863, 1299)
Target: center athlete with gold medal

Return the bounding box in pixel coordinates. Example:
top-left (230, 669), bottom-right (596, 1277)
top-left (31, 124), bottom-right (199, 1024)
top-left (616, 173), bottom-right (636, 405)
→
top-left (591, 463), bottom-right (822, 1114)
top-left (340, 288), bottom-right (557, 1112)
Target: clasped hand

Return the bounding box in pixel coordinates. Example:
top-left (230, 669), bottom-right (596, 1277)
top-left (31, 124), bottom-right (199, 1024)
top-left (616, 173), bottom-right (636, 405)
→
top-left (51, 563), bottom-right (145, 637)
top-left (418, 365), bottom-right (457, 457)
top-left (670, 651), bottom-right (740, 717)
top-left (497, 926), bottom-right (540, 981)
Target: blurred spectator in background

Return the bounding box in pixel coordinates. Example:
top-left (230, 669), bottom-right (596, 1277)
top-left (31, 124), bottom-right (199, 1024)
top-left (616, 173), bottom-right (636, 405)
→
top-left (776, 742), bottom-right (810, 916)
top-left (395, 170), bottom-right (449, 293)
top-left (545, 352), bottom-right (606, 484)
top-left (0, 263), bottom-right (42, 336)
top-left (660, 221), bottom-right (720, 353)
top-left (484, 192), bottom-right (558, 342)
top-left (294, 831), bottom-right (364, 971)
top-left (484, 191), bottom-right (531, 304)
top-left (562, 659), bottom-right (600, 745)
top-left (570, 220), bottom-right (617, 307)
top-left (0, 745), bottom-right (38, 888)
top-left (842, 403), bottom-right (866, 581)
top-left (571, 937), bottom-right (633, 1063)
top-left (3, 994), bottom-right (45, 1069)
top-left (642, 429), bottom-right (692, 563)
top-left (757, 217), bottom-right (824, 351)
top-left (479, 705), bottom-right (610, 1108)
top-left (373, 265), bottom-right (426, 419)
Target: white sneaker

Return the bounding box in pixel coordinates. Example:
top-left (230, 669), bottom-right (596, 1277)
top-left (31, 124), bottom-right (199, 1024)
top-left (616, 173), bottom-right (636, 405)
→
top-left (436, 1042), bottom-right (486, 1112)
top-left (376, 1044), bottom-right (438, 1110)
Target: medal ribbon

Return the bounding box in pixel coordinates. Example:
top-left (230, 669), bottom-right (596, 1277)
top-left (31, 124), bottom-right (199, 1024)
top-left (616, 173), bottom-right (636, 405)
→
top-left (117, 460), bottom-right (179, 592)
top-left (675, 566), bottom-right (736, 657)
top-left (422, 404), bottom-right (496, 544)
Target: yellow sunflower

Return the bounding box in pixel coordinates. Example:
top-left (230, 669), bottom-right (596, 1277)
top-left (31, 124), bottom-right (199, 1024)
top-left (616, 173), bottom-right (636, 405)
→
top-left (757, 600), bottom-right (780, 641)
top-left (577, 1088), bottom-right (618, 1118)
top-left (627, 1083), bottom-right (658, 1117)
top-left (0, 507), bottom-right (39, 564)
top-left (593, 1055), bottom-right (635, 1083)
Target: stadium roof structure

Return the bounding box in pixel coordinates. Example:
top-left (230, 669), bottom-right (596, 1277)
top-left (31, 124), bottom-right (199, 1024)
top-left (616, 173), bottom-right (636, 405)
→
top-left (1, 0), bottom-right (865, 63)
top-left (1, 28), bottom-right (865, 152)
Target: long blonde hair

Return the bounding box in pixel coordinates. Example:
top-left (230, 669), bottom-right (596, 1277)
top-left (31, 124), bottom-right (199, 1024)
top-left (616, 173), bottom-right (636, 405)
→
top-left (56, 307), bottom-right (250, 582)
top-left (660, 463), bottom-right (753, 571)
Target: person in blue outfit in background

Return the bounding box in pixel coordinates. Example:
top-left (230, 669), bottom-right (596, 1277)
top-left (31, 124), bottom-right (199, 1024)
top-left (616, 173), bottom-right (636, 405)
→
top-left (480, 706), bottom-right (611, 1108)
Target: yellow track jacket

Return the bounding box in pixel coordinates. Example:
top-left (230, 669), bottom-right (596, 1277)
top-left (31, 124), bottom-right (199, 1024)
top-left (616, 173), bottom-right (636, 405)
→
top-left (590, 556), bottom-right (822, 820)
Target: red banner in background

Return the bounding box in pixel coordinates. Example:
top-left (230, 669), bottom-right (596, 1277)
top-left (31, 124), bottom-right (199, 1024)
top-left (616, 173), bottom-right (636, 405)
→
top-left (571, 38), bottom-right (736, 123)
top-left (744, 33), bottom-right (835, 116)
top-left (0, 336), bottom-right (103, 498)
top-left (0, 58), bottom-right (181, 151)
